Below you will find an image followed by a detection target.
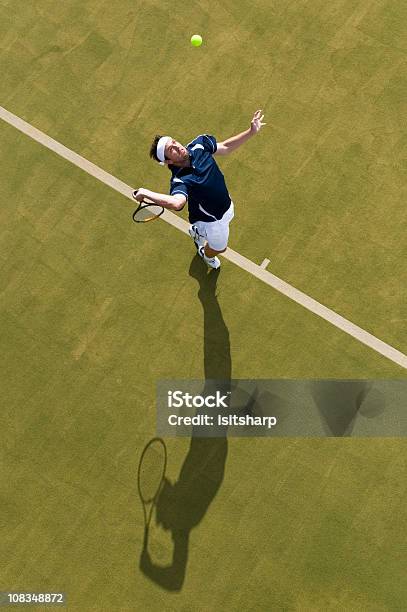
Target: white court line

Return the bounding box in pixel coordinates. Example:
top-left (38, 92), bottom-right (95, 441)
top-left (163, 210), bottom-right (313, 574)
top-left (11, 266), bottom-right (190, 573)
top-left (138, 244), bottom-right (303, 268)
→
top-left (261, 258), bottom-right (270, 269)
top-left (1, 104), bottom-right (406, 370)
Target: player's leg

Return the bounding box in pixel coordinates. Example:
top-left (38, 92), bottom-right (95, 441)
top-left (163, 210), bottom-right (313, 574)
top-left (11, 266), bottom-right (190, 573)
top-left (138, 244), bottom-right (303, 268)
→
top-left (205, 203), bottom-right (234, 255)
top-left (189, 223), bottom-right (206, 249)
top-left (198, 245), bottom-right (220, 269)
top-left (199, 203), bottom-right (234, 269)
top-left (204, 244), bottom-right (226, 257)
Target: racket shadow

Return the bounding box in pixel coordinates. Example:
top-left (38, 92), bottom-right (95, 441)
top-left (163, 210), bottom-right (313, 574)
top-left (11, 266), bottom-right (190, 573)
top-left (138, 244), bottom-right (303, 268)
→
top-left (139, 254), bottom-right (231, 591)
top-left (137, 437), bottom-right (167, 528)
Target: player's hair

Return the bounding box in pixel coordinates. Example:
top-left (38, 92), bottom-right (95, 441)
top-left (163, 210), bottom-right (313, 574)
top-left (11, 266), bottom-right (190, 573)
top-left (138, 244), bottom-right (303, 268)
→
top-left (149, 134), bottom-right (170, 163)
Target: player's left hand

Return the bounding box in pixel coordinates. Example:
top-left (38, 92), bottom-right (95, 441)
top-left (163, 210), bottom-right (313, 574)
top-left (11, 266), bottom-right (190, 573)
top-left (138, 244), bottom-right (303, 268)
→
top-left (250, 109), bottom-right (267, 134)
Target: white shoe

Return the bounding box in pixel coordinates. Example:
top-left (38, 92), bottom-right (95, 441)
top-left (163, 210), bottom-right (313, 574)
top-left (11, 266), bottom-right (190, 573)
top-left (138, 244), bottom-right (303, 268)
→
top-left (198, 246), bottom-right (221, 269)
top-left (189, 225), bottom-right (205, 250)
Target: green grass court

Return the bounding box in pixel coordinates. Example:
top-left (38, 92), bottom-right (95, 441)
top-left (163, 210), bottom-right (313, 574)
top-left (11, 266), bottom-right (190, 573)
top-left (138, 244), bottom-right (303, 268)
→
top-left (1, 1), bottom-right (407, 610)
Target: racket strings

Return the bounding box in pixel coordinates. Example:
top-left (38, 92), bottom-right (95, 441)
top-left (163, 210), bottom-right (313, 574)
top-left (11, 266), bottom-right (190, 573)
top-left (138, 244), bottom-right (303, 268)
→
top-left (133, 200), bottom-right (164, 223)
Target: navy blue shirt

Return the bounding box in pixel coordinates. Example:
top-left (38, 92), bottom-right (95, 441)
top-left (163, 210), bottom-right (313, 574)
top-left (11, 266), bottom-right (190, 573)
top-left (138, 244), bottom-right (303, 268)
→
top-left (169, 134), bottom-right (232, 224)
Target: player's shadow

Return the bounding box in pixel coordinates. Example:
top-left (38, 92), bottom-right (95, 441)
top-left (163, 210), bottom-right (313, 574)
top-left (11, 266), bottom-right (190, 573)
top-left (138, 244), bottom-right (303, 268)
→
top-left (310, 380), bottom-right (385, 437)
top-left (139, 254), bottom-right (230, 591)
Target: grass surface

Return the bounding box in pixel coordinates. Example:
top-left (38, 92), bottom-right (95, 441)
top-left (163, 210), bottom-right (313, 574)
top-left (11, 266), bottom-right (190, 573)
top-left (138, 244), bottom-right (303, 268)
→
top-left (1, 1), bottom-right (406, 610)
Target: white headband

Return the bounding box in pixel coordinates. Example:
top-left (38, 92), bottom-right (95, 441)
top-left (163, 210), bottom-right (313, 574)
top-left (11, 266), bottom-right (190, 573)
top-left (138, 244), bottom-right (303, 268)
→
top-left (156, 136), bottom-right (171, 165)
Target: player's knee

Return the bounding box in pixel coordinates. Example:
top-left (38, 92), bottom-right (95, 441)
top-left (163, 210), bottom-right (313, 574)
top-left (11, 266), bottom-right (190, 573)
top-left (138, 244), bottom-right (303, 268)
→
top-left (206, 244), bottom-right (227, 255)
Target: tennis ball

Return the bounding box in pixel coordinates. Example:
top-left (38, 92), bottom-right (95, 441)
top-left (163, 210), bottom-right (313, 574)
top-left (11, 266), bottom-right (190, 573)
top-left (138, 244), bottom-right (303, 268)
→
top-left (191, 34), bottom-right (203, 47)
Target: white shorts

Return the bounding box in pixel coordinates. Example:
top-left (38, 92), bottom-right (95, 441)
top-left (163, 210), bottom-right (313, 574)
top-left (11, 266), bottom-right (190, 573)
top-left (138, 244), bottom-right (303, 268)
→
top-left (193, 202), bottom-right (234, 251)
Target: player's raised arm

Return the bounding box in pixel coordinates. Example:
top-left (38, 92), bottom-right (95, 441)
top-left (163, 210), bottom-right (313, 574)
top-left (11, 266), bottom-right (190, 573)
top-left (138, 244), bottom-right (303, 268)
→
top-left (215, 110), bottom-right (267, 156)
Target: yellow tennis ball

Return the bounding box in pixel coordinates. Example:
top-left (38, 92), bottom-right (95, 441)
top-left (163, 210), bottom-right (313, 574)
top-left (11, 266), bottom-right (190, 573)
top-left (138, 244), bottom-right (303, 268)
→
top-left (191, 34), bottom-right (203, 47)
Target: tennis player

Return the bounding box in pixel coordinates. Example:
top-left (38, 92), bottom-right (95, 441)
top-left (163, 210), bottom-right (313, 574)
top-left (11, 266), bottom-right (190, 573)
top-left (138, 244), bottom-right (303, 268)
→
top-left (133, 110), bottom-right (266, 269)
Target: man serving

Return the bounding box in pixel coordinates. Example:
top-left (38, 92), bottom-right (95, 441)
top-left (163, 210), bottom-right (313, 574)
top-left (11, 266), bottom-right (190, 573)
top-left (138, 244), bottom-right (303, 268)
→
top-left (133, 110), bottom-right (266, 269)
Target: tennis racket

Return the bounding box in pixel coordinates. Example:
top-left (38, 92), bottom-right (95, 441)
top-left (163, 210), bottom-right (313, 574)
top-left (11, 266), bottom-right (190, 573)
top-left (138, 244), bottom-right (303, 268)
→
top-left (132, 190), bottom-right (164, 223)
top-left (137, 438), bottom-right (167, 537)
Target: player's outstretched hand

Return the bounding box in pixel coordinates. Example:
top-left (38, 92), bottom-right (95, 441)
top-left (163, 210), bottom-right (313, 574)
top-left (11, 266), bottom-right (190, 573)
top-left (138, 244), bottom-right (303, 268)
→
top-left (250, 109), bottom-right (266, 134)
